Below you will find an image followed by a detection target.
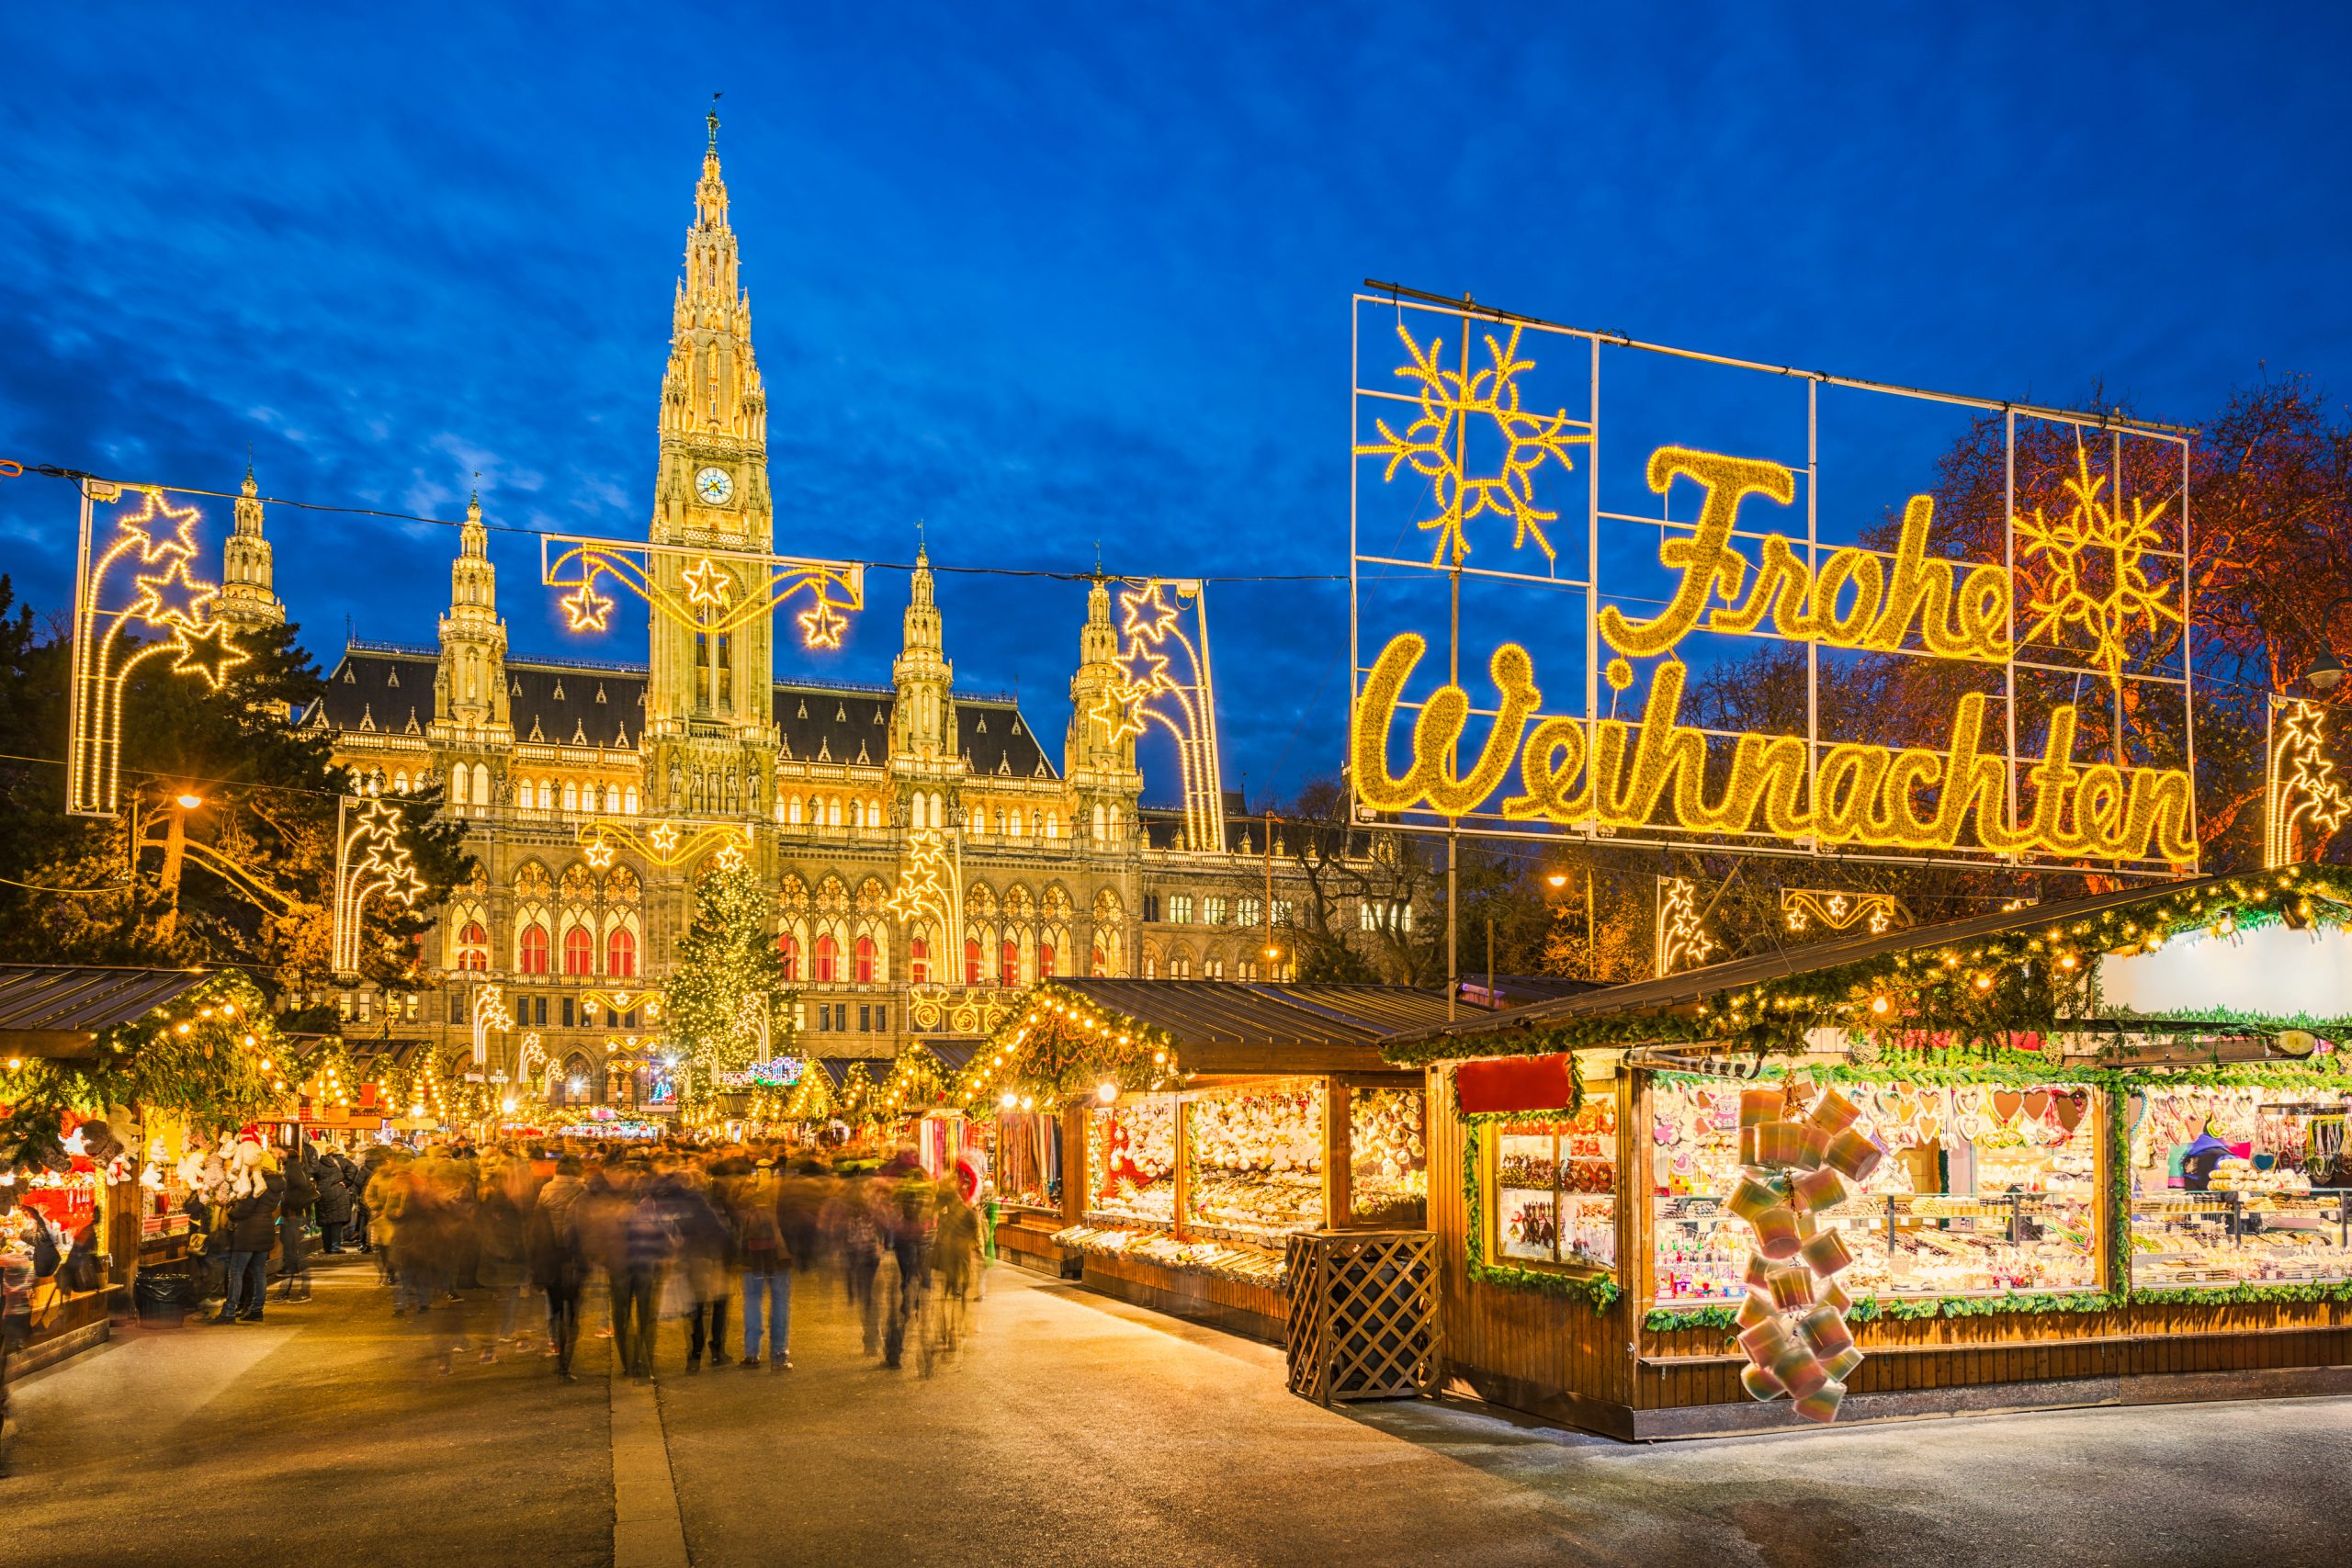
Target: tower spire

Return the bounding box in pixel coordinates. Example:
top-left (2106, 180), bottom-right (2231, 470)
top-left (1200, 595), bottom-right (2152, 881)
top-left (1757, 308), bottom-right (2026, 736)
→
top-left (218, 457), bottom-right (283, 627)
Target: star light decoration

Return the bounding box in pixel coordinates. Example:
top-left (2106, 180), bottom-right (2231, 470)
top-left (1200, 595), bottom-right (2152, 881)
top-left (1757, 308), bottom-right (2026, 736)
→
top-left (470, 984), bottom-right (514, 1067)
top-left (1781, 888), bottom-right (1905, 939)
top-left (885, 827), bottom-right (961, 938)
top-left (541, 532), bottom-right (863, 651)
top-left (577, 818), bottom-right (743, 872)
top-left (582, 835), bottom-right (616, 869)
top-left (69, 486), bottom-right (250, 815)
top-left (1656, 875), bottom-right (1718, 977)
top-left (332, 796), bottom-right (429, 976)
top-left (1088, 579), bottom-right (1227, 850)
top-left (2016, 443), bottom-right (2183, 695)
top-left (2267, 698), bottom-right (2352, 868)
top-left (1354, 321), bottom-right (1592, 567)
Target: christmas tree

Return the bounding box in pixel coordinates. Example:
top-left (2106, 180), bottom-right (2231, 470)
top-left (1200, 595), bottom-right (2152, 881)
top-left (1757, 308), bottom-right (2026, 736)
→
top-left (663, 862), bottom-right (793, 1102)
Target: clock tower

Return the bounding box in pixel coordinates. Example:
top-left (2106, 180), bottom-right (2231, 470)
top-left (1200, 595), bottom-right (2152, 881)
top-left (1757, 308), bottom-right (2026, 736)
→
top-left (644, 107), bottom-right (777, 818)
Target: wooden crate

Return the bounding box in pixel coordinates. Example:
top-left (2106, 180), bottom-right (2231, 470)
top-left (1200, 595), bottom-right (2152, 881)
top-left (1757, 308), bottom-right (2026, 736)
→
top-left (1285, 1230), bottom-right (1440, 1406)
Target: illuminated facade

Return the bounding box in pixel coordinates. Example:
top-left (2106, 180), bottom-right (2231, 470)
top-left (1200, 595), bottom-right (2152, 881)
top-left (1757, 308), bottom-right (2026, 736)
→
top-left (248, 118), bottom-right (1360, 1105)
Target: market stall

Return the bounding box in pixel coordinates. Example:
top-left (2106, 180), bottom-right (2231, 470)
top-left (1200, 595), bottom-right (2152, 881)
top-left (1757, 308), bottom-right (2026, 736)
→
top-left (1387, 867), bottom-right (2352, 1439)
top-left (959, 980), bottom-right (1454, 1340)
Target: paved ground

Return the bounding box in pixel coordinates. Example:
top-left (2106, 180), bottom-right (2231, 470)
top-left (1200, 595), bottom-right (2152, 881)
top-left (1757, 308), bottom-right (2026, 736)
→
top-left (5, 1256), bottom-right (2346, 1567)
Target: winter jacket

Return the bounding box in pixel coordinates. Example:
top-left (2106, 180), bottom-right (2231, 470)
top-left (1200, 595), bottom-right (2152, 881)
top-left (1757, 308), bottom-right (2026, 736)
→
top-left (476, 1189), bottom-right (528, 1289)
top-left (526, 1176), bottom-right (586, 1290)
top-left (280, 1155), bottom-right (318, 1222)
top-left (229, 1172), bottom-right (287, 1252)
top-left (313, 1158), bottom-right (354, 1225)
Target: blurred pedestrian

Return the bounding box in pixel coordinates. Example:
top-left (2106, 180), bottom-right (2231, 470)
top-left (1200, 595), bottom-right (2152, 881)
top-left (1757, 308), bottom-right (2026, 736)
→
top-left (277, 1143), bottom-right (318, 1303)
top-left (730, 1160), bottom-right (791, 1371)
top-left (825, 1170), bottom-right (884, 1356)
top-left (312, 1143), bottom-right (354, 1255)
top-left (475, 1168), bottom-right (530, 1361)
top-left (616, 1173), bottom-right (673, 1381)
top-left (528, 1156), bottom-right (588, 1380)
top-left (880, 1156), bottom-right (936, 1370)
top-left (667, 1161), bottom-right (733, 1373)
top-left (217, 1153), bottom-right (286, 1323)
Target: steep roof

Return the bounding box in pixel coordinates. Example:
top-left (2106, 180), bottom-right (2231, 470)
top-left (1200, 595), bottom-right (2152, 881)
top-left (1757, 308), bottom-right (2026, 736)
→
top-left (1035, 978), bottom-right (1453, 1077)
top-left (0, 964), bottom-right (218, 1055)
top-left (301, 642), bottom-right (1057, 778)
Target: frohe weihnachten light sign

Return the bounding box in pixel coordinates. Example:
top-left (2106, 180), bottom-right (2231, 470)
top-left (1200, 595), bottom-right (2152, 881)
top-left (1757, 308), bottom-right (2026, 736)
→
top-left (1347, 291), bottom-right (2197, 873)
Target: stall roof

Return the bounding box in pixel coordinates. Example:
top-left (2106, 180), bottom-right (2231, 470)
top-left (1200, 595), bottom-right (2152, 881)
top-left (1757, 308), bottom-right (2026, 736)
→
top-left (1044, 979), bottom-right (1458, 1077)
top-left (0, 964), bottom-right (218, 1055)
top-left (914, 1041), bottom-right (978, 1075)
top-left (1377, 871), bottom-right (2249, 1060)
top-left (812, 1055), bottom-right (886, 1091)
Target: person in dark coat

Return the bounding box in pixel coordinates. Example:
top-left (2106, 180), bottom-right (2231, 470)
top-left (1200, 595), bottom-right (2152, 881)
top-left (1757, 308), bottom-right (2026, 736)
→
top-left (312, 1146), bottom-right (355, 1254)
top-left (334, 1152), bottom-right (370, 1250)
top-left (277, 1147), bottom-right (319, 1302)
top-left (526, 1157), bottom-right (588, 1380)
top-left (217, 1162), bottom-right (287, 1323)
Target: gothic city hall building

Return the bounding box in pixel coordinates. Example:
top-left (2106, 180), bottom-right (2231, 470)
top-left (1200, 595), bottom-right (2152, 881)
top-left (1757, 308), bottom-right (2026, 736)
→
top-left (227, 123), bottom-right (1325, 1108)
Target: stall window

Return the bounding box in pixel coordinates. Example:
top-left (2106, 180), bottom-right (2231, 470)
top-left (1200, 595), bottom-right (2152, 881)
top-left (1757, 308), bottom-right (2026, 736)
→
top-left (1491, 1099), bottom-right (1617, 1270)
top-left (1183, 1083), bottom-right (1323, 1242)
top-left (1351, 1087), bottom-right (1428, 1226)
top-left (2129, 1083), bottom-right (2352, 1289)
top-left (1085, 1095), bottom-right (1178, 1225)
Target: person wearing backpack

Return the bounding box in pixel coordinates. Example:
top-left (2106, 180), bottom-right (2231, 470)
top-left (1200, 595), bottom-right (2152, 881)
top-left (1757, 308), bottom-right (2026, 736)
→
top-left (730, 1161), bottom-right (792, 1371)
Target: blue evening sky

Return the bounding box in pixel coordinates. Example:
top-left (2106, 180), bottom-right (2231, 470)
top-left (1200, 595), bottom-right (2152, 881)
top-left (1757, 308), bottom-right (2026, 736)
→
top-left (2, 3), bottom-right (2346, 806)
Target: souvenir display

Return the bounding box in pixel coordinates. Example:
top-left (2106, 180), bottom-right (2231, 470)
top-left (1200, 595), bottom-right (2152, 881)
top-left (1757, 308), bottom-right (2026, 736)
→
top-left (1184, 1086), bottom-right (1323, 1243)
top-left (1086, 1095), bottom-right (1177, 1226)
top-left (1350, 1087), bottom-right (1429, 1225)
top-left (1726, 1079), bottom-right (1873, 1422)
top-left (1052, 1224), bottom-right (1285, 1286)
top-left (1493, 1099), bottom-right (1617, 1269)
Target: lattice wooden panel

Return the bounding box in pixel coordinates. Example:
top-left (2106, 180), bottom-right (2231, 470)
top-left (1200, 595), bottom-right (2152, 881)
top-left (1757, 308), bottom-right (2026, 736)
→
top-left (1284, 1230), bottom-right (1440, 1405)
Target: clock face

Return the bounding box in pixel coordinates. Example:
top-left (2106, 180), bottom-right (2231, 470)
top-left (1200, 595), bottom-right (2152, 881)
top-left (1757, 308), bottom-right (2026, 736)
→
top-left (694, 466), bottom-right (735, 505)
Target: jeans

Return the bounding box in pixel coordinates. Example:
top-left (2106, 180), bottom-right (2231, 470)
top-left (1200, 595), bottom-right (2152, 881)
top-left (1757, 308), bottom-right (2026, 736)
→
top-left (321, 1222), bottom-right (345, 1254)
top-left (222, 1250), bottom-right (268, 1317)
top-left (686, 1291), bottom-right (729, 1365)
top-left (546, 1281), bottom-right (581, 1373)
top-left (741, 1269), bottom-right (790, 1361)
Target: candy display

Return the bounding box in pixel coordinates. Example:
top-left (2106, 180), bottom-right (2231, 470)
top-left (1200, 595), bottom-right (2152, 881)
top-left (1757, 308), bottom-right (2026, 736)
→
top-left (1653, 1074), bottom-right (2103, 1303)
top-left (2131, 1191), bottom-right (2352, 1286)
top-left (1350, 1087), bottom-right (1429, 1224)
top-left (1493, 1100), bottom-right (1618, 1269)
top-left (1184, 1086), bottom-right (1324, 1242)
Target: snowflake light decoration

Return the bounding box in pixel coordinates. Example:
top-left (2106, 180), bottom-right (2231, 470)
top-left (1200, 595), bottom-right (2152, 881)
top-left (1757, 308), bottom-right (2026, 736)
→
top-left (1355, 321), bottom-right (1592, 567)
top-left (2015, 444), bottom-right (2182, 693)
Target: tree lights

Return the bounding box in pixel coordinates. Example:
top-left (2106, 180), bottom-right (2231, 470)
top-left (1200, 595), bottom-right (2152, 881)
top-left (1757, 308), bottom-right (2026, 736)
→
top-left (955, 985), bottom-right (1185, 1111)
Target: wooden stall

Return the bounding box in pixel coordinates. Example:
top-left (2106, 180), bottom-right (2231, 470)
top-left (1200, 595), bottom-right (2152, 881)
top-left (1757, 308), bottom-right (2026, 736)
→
top-left (975, 980), bottom-right (1457, 1343)
top-left (1389, 871), bottom-right (2352, 1439)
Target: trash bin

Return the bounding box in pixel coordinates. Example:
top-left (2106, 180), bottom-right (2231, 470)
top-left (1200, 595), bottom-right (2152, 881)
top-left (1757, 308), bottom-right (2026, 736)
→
top-left (132, 1269), bottom-right (193, 1327)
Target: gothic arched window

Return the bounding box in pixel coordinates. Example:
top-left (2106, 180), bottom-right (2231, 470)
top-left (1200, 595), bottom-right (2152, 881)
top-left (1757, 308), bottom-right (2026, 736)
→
top-left (1000, 939), bottom-right (1019, 987)
top-left (562, 926), bottom-right (594, 976)
top-left (965, 939), bottom-right (983, 987)
top-left (457, 922), bottom-right (489, 971)
top-left (910, 938), bottom-right (930, 985)
top-left (815, 933), bottom-right (839, 984)
top-left (854, 935), bottom-right (876, 985)
top-left (1038, 942), bottom-right (1056, 980)
top-left (606, 927), bottom-right (638, 978)
top-left (777, 932), bottom-right (800, 982)
top-left (519, 923), bottom-right (551, 975)
top-left (471, 763), bottom-right (491, 807)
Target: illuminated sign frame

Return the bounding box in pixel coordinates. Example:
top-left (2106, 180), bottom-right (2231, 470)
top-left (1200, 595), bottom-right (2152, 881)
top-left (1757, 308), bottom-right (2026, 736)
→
top-left (1348, 291), bottom-right (2198, 874)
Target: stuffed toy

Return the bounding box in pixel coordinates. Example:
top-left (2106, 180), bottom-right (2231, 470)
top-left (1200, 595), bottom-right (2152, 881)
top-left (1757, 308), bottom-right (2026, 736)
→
top-left (224, 1124), bottom-right (268, 1200)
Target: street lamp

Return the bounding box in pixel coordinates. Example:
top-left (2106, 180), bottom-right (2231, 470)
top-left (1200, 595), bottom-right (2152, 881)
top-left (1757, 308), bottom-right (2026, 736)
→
top-left (175, 792), bottom-right (204, 810)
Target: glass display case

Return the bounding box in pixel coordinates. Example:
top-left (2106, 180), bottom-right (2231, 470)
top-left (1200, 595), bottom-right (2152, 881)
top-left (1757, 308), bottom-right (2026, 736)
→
top-left (2131, 1190), bottom-right (2352, 1287)
top-left (1084, 1095), bottom-right (1176, 1227)
top-left (1349, 1086), bottom-right (1428, 1226)
top-left (1647, 1074), bottom-right (2103, 1303)
top-left (1490, 1099), bottom-right (1617, 1271)
top-left (1184, 1083), bottom-right (1324, 1245)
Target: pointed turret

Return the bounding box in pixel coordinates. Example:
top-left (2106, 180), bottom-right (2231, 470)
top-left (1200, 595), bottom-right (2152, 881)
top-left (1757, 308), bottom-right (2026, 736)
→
top-left (1066, 575), bottom-right (1142, 847)
top-left (217, 463), bottom-right (284, 628)
top-left (891, 541), bottom-right (957, 762)
top-left (435, 489), bottom-right (510, 731)
top-left (653, 107), bottom-right (768, 467)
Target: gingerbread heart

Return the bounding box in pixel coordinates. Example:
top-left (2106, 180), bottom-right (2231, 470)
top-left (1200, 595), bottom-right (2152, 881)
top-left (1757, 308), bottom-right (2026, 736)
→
top-left (2023, 1089), bottom-right (2051, 1122)
top-left (1993, 1089), bottom-right (2026, 1126)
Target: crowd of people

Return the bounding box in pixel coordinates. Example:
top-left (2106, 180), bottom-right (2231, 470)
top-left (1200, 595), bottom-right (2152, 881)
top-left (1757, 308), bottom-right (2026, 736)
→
top-left (341, 1141), bottom-right (988, 1380)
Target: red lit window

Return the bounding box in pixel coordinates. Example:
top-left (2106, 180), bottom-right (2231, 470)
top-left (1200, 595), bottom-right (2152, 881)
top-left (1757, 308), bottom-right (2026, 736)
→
top-left (854, 935), bottom-right (876, 985)
top-left (519, 923), bottom-right (550, 975)
top-left (1000, 940), bottom-right (1018, 987)
top-left (605, 927), bottom-right (637, 978)
top-left (965, 939), bottom-right (982, 986)
top-left (457, 921), bottom-right (489, 972)
top-left (910, 938), bottom-right (930, 985)
top-left (777, 932), bottom-right (800, 982)
top-left (1091, 944), bottom-right (1105, 976)
top-left (815, 934), bottom-right (839, 984)
top-left (1038, 942), bottom-right (1056, 979)
top-left (562, 926), bottom-right (594, 976)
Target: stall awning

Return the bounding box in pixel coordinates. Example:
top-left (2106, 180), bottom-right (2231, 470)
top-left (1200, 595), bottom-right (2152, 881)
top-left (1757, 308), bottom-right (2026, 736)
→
top-left (0, 964), bottom-right (219, 1058)
top-left (1037, 979), bottom-right (1458, 1077)
top-left (1377, 869), bottom-right (2301, 1065)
